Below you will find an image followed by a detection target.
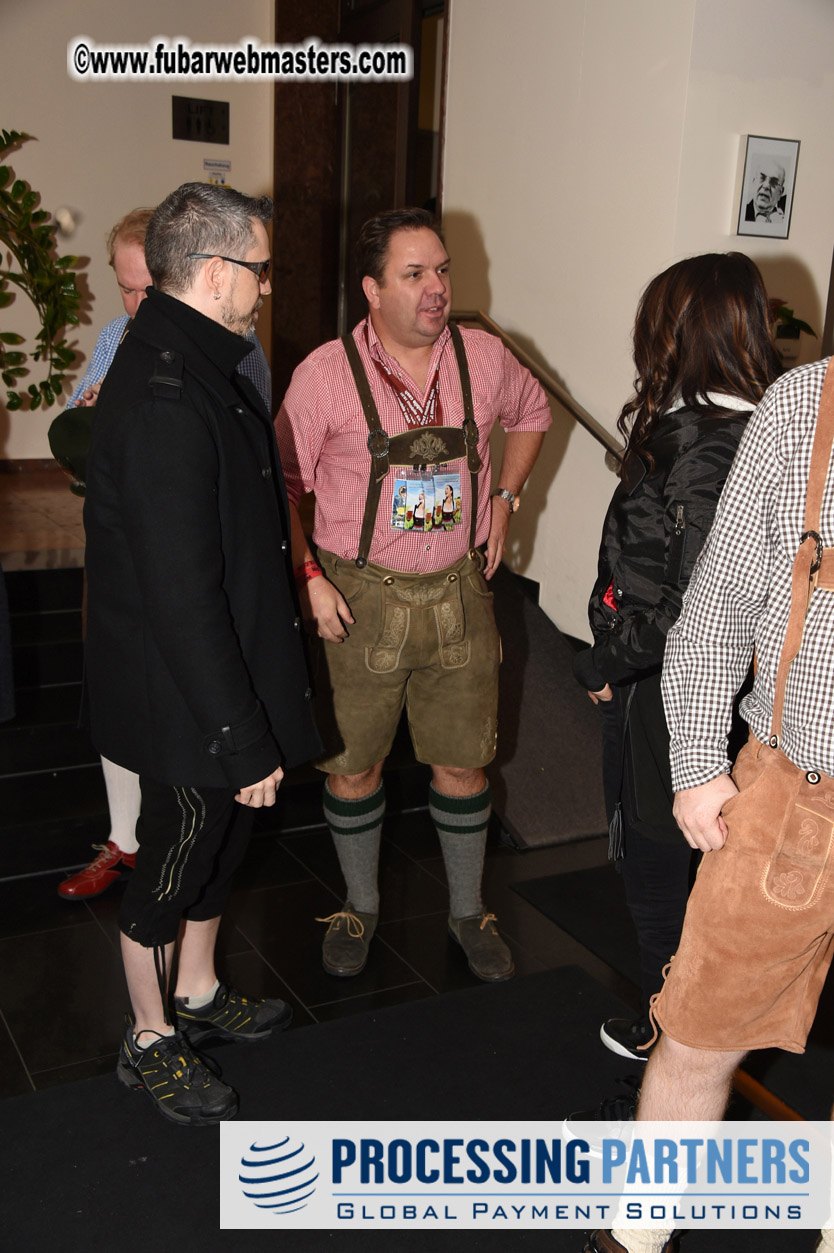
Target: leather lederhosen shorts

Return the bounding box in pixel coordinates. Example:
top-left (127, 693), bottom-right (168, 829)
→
top-left (311, 548), bottom-right (501, 774)
top-left (650, 732), bottom-right (834, 1054)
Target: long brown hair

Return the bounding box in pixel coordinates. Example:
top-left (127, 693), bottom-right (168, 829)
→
top-left (617, 252), bottom-right (782, 457)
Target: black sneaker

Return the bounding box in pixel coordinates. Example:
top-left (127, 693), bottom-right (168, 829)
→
top-left (172, 982), bottom-right (292, 1045)
top-left (566, 1073), bottom-right (641, 1125)
top-left (599, 1015), bottom-right (653, 1061)
top-left (562, 1074), bottom-right (640, 1157)
top-left (116, 1020), bottom-right (238, 1125)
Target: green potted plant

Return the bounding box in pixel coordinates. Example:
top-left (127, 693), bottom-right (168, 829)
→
top-left (768, 297), bottom-right (817, 366)
top-left (0, 128), bottom-right (82, 411)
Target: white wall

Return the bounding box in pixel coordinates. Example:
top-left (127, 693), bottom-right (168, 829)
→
top-left (443, 0), bottom-right (834, 639)
top-left (1, 0), bottom-right (274, 460)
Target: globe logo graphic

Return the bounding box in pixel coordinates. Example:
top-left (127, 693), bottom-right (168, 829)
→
top-left (239, 1136), bottom-right (319, 1215)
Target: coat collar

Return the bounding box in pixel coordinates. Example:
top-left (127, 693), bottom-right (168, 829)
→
top-left (129, 288), bottom-right (255, 385)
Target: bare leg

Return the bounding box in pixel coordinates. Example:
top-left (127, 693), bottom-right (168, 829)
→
top-left (120, 932), bottom-right (175, 1040)
top-left (173, 916), bottom-right (221, 1000)
top-left (431, 765), bottom-right (486, 796)
top-left (637, 1034), bottom-right (745, 1121)
top-left (327, 761), bottom-right (384, 800)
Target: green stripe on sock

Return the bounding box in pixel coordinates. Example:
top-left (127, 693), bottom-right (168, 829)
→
top-left (429, 783), bottom-right (491, 835)
top-left (324, 782), bottom-right (385, 834)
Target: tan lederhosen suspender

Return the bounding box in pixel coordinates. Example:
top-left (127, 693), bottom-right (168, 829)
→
top-left (769, 356), bottom-right (834, 748)
top-left (341, 322), bottom-right (482, 569)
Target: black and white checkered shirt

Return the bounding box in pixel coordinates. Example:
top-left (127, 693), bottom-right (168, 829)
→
top-left (662, 357), bottom-right (834, 790)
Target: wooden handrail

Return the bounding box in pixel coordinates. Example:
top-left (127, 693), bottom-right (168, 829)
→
top-left (454, 309), bottom-right (622, 469)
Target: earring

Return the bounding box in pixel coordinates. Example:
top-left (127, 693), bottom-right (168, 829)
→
top-left (213, 290), bottom-right (221, 300)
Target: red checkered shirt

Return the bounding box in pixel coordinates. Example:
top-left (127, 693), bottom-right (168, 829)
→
top-left (275, 317), bottom-right (551, 572)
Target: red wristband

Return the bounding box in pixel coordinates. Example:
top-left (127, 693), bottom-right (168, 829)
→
top-left (294, 560), bottom-right (323, 585)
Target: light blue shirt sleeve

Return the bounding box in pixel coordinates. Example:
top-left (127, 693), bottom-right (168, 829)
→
top-left (66, 315), bottom-right (130, 408)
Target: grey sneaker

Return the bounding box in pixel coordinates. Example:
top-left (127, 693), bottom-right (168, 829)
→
top-left (116, 1018), bottom-right (238, 1125)
top-left (318, 903), bottom-right (378, 976)
top-left (173, 982), bottom-right (292, 1045)
top-left (448, 912), bottom-right (514, 981)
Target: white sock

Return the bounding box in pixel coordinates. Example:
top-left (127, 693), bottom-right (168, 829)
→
top-left (133, 1026), bottom-right (175, 1050)
top-left (101, 756), bottom-right (141, 854)
top-left (176, 978), bottom-right (220, 1008)
top-left (611, 1229), bottom-right (673, 1253)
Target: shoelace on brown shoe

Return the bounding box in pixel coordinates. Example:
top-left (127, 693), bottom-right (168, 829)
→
top-left (316, 909), bottom-right (367, 939)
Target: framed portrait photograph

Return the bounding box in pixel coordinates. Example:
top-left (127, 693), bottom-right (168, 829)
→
top-left (737, 135), bottom-right (800, 239)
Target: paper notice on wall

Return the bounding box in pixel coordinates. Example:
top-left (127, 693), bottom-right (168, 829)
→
top-left (203, 159), bottom-right (231, 185)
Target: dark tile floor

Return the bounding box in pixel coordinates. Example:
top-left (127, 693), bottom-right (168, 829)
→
top-left (0, 802), bottom-right (630, 1097)
top-left (0, 541), bottom-right (640, 1102)
top-left (0, 498), bottom-right (806, 1132)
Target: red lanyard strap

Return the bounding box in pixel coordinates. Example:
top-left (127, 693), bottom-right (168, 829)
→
top-left (342, 325), bottom-right (480, 568)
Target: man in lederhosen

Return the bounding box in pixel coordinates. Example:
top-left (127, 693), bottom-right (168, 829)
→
top-left (275, 208), bottom-right (551, 983)
top-left (585, 357), bottom-right (834, 1253)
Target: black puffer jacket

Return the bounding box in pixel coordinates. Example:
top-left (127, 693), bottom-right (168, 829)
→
top-left (573, 406), bottom-right (750, 693)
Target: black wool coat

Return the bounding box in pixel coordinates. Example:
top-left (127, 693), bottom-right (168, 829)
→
top-left (84, 289), bottom-right (321, 788)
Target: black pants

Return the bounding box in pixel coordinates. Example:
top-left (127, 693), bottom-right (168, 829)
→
top-left (618, 821), bottom-right (697, 1017)
top-left (598, 687), bottom-right (698, 1018)
top-left (119, 777), bottom-right (255, 948)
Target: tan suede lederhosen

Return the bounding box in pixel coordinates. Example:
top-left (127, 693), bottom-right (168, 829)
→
top-left (651, 358), bottom-right (834, 1054)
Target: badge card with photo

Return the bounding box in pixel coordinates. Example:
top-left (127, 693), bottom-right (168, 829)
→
top-left (435, 473), bottom-right (461, 530)
top-left (391, 479), bottom-right (408, 529)
top-left (404, 479), bottom-right (432, 532)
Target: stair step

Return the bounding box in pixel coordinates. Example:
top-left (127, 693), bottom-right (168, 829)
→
top-left (10, 609), bottom-right (81, 647)
top-left (4, 568), bottom-right (83, 614)
top-left (0, 763), bottom-right (108, 832)
top-left (9, 683), bottom-right (83, 729)
top-left (13, 640), bottom-right (83, 689)
top-left (0, 722), bottom-right (98, 778)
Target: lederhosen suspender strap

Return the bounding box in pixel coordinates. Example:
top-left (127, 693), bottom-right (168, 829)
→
top-left (770, 356), bottom-right (834, 746)
top-left (342, 323), bottom-right (482, 568)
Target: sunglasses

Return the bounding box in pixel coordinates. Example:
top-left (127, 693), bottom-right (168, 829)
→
top-left (188, 254), bottom-right (271, 282)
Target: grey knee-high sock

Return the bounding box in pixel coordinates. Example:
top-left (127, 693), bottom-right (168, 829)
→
top-left (323, 781), bottom-right (385, 914)
top-left (430, 782), bottom-right (491, 919)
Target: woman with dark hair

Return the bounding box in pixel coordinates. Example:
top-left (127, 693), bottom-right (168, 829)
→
top-left (573, 252), bottom-right (782, 1067)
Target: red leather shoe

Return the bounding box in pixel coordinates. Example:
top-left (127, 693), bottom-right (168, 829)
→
top-left (58, 841), bottom-right (137, 900)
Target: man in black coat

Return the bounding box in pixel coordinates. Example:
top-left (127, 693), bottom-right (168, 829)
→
top-left (84, 182), bottom-right (321, 1125)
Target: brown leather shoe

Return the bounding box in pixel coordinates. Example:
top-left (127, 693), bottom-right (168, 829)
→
top-left (318, 903), bottom-right (378, 976)
top-left (448, 912), bottom-right (514, 981)
top-left (58, 841), bottom-right (137, 899)
top-left (584, 1232), bottom-right (677, 1252)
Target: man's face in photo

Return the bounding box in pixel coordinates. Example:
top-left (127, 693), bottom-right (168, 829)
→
top-left (751, 157), bottom-right (785, 216)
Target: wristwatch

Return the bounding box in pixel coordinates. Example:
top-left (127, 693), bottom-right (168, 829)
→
top-left (493, 488), bottom-right (520, 513)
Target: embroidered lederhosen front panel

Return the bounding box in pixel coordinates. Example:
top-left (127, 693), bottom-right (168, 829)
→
top-left (365, 567), bottom-right (471, 674)
top-left (762, 778), bottom-right (834, 910)
top-left (365, 598), bottom-right (410, 674)
top-left (433, 577), bottom-right (469, 669)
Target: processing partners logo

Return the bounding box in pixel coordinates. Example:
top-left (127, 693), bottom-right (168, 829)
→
top-left (220, 1121), bottom-right (831, 1231)
top-left (238, 1134), bottom-right (319, 1216)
